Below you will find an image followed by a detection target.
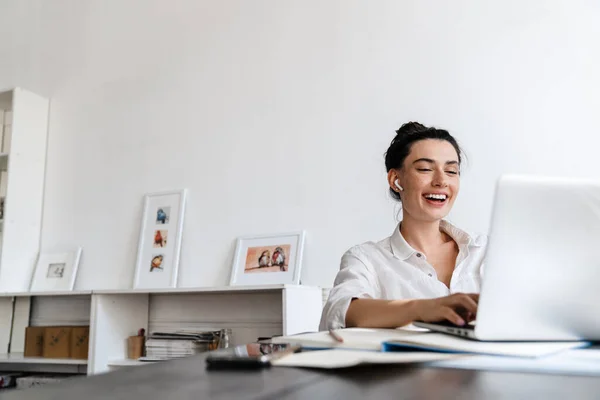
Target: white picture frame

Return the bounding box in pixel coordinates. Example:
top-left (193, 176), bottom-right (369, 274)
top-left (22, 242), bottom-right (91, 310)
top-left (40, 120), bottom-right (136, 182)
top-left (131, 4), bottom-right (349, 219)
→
top-left (229, 231), bottom-right (306, 286)
top-left (30, 248), bottom-right (82, 292)
top-left (133, 189), bottom-right (187, 289)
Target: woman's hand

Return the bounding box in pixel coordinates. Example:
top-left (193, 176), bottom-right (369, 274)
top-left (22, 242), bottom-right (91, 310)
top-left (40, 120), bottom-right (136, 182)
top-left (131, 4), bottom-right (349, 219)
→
top-left (413, 293), bottom-right (479, 326)
top-left (345, 293), bottom-right (478, 329)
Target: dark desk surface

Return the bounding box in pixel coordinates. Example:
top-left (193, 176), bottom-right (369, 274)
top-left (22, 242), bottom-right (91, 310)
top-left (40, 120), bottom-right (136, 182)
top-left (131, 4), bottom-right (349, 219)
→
top-left (3, 354), bottom-right (600, 400)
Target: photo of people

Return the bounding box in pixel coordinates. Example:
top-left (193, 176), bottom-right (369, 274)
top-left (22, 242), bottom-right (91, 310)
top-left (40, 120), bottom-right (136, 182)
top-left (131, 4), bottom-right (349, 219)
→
top-left (156, 207), bottom-right (170, 224)
top-left (150, 255), bottom-right (164, 272)
top-left (153, 230), bottom-right (168, 248)
top-left (244, 244), bottom-right (290, 273)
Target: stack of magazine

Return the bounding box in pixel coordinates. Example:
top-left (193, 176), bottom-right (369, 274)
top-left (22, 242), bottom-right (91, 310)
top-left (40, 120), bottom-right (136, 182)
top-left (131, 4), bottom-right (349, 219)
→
top-left (142, 330), bottom-right (223, 361)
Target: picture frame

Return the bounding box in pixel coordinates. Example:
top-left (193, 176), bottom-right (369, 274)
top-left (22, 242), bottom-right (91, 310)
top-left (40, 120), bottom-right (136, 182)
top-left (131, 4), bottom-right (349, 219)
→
top-left (133, 189), bottom-right (187, 289)
top-left (229, 231), bottom-right (306, 286)
top-left (30, 248), bottom-right (82, 292)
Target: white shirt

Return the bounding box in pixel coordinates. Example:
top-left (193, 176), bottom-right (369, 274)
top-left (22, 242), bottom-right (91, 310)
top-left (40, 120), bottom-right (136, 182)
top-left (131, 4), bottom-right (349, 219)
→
top-left (319, 220), bottom-right (488, 330)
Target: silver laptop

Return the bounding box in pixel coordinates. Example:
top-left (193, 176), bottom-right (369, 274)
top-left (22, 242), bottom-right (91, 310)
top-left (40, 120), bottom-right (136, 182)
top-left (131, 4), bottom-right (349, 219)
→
top-left (415, 174), bottom-right (600, 341)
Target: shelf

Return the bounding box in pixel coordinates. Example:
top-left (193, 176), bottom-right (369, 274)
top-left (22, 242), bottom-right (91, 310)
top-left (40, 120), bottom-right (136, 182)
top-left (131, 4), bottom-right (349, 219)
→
top-left (108, 359), bottom-right (156, 367)
top-left (0, 353), bottom-right (87, 365)
top-left (93, 284), bottom-right (316, 295)
top-left (0, 285), bottom-right (321, 298)
top-left (0, 290), bottom-right (92, 297)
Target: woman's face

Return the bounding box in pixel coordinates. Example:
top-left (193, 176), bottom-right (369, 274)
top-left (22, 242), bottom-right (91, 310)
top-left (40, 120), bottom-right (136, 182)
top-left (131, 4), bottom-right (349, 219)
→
top-left (392, 139), bottom-right (460, 222)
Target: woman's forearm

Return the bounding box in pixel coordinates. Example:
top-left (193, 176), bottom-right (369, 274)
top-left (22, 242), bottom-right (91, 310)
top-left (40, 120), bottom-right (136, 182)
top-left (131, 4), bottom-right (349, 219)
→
top-left (345, 298), bottom-right (421, 328)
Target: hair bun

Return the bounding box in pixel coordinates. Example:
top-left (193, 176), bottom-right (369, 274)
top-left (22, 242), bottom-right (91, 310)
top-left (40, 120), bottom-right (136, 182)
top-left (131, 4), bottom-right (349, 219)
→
top-left (395, 121), bottom-right (428, 137)
top-left (385, 120), bottom-right (462, 175)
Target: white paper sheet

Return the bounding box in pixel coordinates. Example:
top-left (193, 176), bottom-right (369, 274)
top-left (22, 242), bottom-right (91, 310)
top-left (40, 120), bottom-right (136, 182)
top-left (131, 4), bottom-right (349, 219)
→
top-left (272, 349), bottom-right (462, 369)
top-left (429, 348), bottom-right (600, 376)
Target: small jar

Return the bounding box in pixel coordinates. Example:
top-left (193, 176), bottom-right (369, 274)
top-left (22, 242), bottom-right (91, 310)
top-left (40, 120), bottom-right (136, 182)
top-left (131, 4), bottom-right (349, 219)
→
top-left (219, 329), bottom-right (232, 348)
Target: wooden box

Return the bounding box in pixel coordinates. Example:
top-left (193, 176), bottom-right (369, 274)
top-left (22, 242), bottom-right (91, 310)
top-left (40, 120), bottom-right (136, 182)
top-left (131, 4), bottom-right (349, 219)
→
top-left (70, 326), bottom-right (89, 360)
top-left (23, 327), bottom-right (45, 357)
top-left (42, 327), bottom-right (72, 358)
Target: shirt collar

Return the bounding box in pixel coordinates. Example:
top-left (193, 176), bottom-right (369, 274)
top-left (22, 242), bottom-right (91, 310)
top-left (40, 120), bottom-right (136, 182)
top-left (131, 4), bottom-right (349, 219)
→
top-left (390, 220), bottom-right (480, 260)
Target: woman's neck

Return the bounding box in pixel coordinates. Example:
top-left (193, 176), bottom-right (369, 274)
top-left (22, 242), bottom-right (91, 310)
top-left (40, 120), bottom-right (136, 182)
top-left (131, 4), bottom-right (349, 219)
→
top-left (400, 215), bottom-right (449, 255)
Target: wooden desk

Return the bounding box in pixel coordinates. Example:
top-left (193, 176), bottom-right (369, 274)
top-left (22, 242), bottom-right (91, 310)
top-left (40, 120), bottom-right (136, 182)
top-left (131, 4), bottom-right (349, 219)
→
top-left (3, 353), bottom-right (600, 399)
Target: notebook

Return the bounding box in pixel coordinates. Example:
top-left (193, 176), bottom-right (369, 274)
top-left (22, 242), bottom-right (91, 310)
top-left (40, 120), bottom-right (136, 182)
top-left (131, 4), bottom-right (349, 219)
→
top-left (270, 328), bottom-right (589, 358)
top-left (270, 327), bottom-right (425, 351)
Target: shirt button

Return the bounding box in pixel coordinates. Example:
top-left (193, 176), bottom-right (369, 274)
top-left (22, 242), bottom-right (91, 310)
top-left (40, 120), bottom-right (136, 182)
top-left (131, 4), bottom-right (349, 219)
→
top-left (428, 273), bottom-right (433, 277)
top-left (416, 253), bottom-right (422, 258)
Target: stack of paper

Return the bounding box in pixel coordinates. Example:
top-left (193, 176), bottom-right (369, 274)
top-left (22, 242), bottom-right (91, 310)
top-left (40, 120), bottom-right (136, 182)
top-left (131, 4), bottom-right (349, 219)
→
top-left (145, 331), bottom-right (220, 360)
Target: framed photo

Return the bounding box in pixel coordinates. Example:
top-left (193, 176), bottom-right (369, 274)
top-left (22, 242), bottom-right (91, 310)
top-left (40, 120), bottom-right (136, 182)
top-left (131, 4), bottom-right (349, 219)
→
top-left (229, 231), bottom-right (306, 286)
top-left (30, 248), bottom-right (82, 292)
top-left (133, 189), bottom-right (187, 289)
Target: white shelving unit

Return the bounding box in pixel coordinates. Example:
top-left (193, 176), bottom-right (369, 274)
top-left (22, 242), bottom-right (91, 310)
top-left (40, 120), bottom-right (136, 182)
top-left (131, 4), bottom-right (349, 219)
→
top-left (0, 284), bottom-right (324, 376)
top-left (0, 88), bottom-right (49, 293)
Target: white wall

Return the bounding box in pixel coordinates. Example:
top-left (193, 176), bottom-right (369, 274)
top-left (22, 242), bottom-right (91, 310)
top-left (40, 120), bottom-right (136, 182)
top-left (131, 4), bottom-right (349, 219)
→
top-left (0, 0), bottom-right (599, 290)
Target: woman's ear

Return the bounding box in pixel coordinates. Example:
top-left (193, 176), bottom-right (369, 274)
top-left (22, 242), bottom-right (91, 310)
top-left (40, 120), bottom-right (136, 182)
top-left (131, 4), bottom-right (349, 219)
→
top-left (387, 170), bottom-right (403, 193)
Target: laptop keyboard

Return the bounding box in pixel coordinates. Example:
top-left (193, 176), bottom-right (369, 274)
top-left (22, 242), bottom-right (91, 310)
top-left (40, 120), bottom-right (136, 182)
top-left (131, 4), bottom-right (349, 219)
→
top-left (429, 320), bottom-right (476, 330)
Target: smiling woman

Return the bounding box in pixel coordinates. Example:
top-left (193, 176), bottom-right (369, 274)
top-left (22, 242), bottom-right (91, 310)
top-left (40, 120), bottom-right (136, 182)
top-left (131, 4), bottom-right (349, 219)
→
top-left (319, 122), bottom-right (488, 331)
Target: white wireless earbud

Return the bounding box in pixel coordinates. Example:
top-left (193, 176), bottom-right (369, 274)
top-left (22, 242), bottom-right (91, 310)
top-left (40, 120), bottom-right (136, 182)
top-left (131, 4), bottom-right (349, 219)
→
top-left (394, 179), bottom-right (404, 192)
